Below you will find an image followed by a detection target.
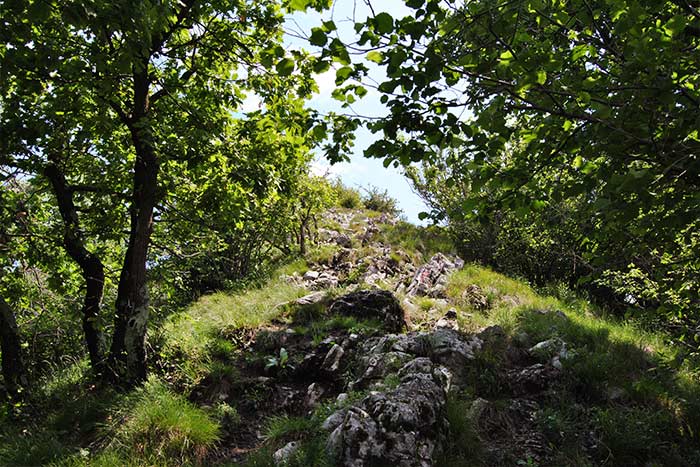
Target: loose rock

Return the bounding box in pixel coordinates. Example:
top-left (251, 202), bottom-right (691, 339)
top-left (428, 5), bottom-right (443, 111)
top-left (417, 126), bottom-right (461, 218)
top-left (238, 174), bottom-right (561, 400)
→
top-left (273, 441), bottom-right (300, 465)
top-left (406, 253), bottom-right (464, 298)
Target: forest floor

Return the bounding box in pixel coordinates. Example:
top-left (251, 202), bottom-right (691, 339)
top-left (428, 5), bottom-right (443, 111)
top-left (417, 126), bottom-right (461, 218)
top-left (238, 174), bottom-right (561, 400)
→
top-left (2, 208), bottom-right (700, 466)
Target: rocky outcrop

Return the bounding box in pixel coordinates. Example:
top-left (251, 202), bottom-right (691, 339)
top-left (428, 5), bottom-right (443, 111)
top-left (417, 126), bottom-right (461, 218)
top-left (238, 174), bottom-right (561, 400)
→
top-left (329, 289), bottom-right (407, 332)
top-left (320, 327), bottom-right (484, 466)
top-left (324, 359), bottom-right (450, 467)
top-left (461, 284), bottom-right (489, 310)
top-left (405, 253), bottom-right (464, 298)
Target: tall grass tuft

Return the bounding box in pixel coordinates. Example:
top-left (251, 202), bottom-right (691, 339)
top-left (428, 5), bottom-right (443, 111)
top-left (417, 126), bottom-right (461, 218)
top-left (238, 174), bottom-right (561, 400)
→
top-left (106, 377), bottom-right (219, 465)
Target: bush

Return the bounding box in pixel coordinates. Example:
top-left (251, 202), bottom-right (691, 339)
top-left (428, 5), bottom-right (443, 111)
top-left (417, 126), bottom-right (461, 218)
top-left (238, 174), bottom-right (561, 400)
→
top-left (361, 186), bottom-right (400, 216)
top-left (330, 180), bottom-right (363, 209)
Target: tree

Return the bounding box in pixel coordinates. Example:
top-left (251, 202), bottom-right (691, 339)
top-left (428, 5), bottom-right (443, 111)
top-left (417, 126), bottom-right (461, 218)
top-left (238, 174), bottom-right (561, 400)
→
top-left (328, 0), bottom-right (700, 331)
top-left (1, 0), bottom-right (333, 385)
top-left (0, 296), bottom-right (26, 400)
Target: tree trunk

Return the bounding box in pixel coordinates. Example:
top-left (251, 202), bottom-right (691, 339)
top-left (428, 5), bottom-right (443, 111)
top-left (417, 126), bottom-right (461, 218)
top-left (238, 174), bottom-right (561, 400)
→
top-left (108, 68), bottom-right (158, 385)
top-left (0, 297), bottom-right (27, 400)
top-left (44, 157), bottom-right (106, 374)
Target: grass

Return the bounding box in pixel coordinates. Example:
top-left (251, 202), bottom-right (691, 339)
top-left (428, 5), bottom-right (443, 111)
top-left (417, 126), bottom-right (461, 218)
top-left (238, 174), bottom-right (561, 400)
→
top-left (376, 221), bottom-right (455, 262)
top-left (90, 377), bottom-right (220, 465)
top-left (437, 396), bottom-right (484, 466)
top-left (157, 274), bottom-right (306, 387)
top-left (438, 262), bottom-right (700, 465)
top-left (305, 243), bottom-right (342, 265)
top-left (5, 212), bottom-right (700, 466)
top-left (46, 377), bottom-right (219, 467)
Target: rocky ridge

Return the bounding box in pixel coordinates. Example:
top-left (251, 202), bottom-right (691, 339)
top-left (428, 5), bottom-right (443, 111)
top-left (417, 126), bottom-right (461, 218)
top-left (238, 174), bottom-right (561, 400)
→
top-left (201, 210), bottom-right (585, 466)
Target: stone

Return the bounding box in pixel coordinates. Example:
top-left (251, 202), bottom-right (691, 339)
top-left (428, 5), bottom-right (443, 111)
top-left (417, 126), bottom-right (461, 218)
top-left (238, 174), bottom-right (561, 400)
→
top-left (461, 284), bottom-right (489, 310)
top-left (310, 271), bottom-right (339, 290)
top-left (478, 325), bottom-right (505, 341)
top-left (507, 363), bottom-right (560, 395)
top-left (363, 272), bottom-right (386, 286)
top-left (353, 351), bottom-right (414, 389)
top-left (428, 328), bottom-right (482, 375)
top-left (336, 392), bottom-right (349, 404)
top-left (303, 270), bottom-right (320, 281)
top-left (273, 441), bottom-right (300, 465)
top-left (528, 338), bottom-right (572, 370)
top-left (294, 291), bottom-right (327, 306)
top-left (467, 397), bottom-right (494, 430)
top-left (329, 289), bottom-right (407, 332)
top-left (529, 338), bottom-right (565, 360)
top-left (406, 253), bottom-right (464, 297)
top-left (322, 344), bottom-right (345, 374)
top-left (325, 360), bottom-right (449, 467)
top-left (335, 233), bottom-right (353, 248)
top-left (322, 408), bottom-right (348, 432)
top-left (435, 308), bottom-right (459, 331)
top-left (305, 382), bottom-right (325, 409)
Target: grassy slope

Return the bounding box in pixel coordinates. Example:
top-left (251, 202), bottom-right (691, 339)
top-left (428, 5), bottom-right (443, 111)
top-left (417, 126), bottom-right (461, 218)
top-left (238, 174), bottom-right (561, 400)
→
top-left (1, 211), bottom-right (699, 466)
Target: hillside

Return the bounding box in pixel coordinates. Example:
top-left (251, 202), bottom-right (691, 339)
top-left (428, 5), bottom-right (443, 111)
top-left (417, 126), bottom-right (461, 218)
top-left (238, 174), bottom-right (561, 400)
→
top-left (2, 208), bottom-right (699, 466)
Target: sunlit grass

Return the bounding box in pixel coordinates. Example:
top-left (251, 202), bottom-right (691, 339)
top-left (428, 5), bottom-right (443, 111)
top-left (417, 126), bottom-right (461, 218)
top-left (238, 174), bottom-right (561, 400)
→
top-left (106, 377), bottom-right (219, 464)
top-left (444, 262), bottom-right (700, 451)
top-left (160, 275), bottom-right (306, 362)
top-left (376, 221), bottom-right (455, 262)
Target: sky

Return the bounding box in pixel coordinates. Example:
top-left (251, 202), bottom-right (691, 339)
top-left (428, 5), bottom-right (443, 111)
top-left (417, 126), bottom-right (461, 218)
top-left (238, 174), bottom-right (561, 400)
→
top-left (281, 1), bottom-right (430, 224)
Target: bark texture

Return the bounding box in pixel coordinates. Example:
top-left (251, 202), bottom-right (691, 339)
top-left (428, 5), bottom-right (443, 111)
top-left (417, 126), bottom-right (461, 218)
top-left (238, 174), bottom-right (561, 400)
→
top-left (0, 297), bottom-right (27, 399)
top-left (109, 67), bottom-right (158, 385)
top-left (44, 157), bottom-right (106, 373)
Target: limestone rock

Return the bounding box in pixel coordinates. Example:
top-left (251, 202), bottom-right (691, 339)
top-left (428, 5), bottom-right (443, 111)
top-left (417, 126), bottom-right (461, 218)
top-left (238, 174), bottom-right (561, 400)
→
top-left (325, 361), bottom-right (449, 467)
top-left (329, 289), bottom-right (407, 332)
top-left (322, 344), bottom-right (345, 374)
top-left (507, 363), bottom-right (560, 395)
top-left (294, 291), bottom-right (328, 306)
top-left (335, 233), bottom-right (353, 248)
top-left (305, 382), bottom-right (325, 409)
top-left (461, 284), bottom-right (489, 310)
top-left (406, 253), bottom-right (464, 298)
top-left (435, 308), bottom-right (459, 331)
top-left (303, 270), bottom-right (320, 281)
top-left (273, 441), bottom-right (300, 465)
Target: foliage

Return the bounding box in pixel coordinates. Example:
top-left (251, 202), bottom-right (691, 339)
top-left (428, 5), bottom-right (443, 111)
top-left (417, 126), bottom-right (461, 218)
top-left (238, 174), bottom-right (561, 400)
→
top-left (0, 0), bottom-right (343, 386)
top-left (361, 186), bottom-right (401, 216)
top-left (406, 156), bottom-right (586, 287)
top-left (323, 0), bottom-right (700, 341)
top-left (330, 180), bottom-right (364, 209)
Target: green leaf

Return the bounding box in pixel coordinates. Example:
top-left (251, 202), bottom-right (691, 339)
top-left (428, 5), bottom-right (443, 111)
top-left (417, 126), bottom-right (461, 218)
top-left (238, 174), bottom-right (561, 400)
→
top-left (366, 51), bottom-right (384, 63)
top-left (406, 0), bottom-right (424, 8)
top-left (536, 70), bottom-right (546, 85)
top-left (313, 59), bottom-right (330, 73)
top-left (374, 12), bottom-right (394, 34)
top-left (309, 28), bottom-right (327, 46)
top-left (276, 58), bottom-right (295, 76)
top-left (335, 66), bottom-right (353, 84)
top-left (664, 15), bottom-right (687, 37)
top-left (288, 0), bottom-right (311, 12)
top-left (499, 50), bottom-right (513, 60)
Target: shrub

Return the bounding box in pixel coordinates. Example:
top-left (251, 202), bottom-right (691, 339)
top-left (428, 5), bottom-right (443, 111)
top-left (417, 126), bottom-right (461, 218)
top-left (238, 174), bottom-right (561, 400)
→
top-left (330, 180), bottom-right (363, 209)
top-left (361, 186), bottom-right (400, 216)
